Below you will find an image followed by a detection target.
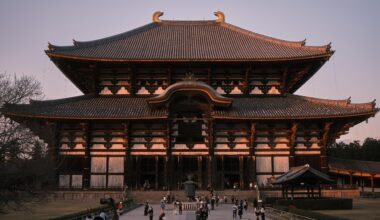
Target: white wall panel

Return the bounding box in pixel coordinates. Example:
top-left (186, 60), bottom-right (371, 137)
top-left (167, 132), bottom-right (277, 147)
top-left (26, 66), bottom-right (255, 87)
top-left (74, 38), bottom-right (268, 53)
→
top-left (274, 157), bottom-right (289, 173)
top-left (91, 157), bottom-right (107, 173)
top-left (91, 175), bottom-right (106, 188)
top-left (108, 157), bottom-right (124, 173)
top-left (256, 157), bottom-right (272, 173)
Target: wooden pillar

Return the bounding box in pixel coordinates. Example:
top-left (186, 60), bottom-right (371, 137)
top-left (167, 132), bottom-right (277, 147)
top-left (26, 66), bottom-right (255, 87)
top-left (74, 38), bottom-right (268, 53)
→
top-left (178, 155), bottom-right (183, 190)
top-left (371, 175), bottom-right (375, 193)
top-left (311, 186), bottom-right (314, 198)
top-left (251, 156), bottom-right (256, 186)
top-left (361, 178), bottom-right (364, 192)
top-left (349, 172), bottom-right (353, 187)
top-left (164, 156), bottom-right (169, 190)
top-left (244, 68), bottom-right (250, 95)
top-left (249, 123), bottom-right (257, 188)
top-left (208, 156), bottom-right (213, 188)
top-left (239, 156), bottom-right (244, 189)
top-left (155, 156), bottom-right (159, 190)
top-left (124, 123), bottom-right (132, 189)
top-left (221, 156), bottom-right (225, 190)
top-left (282, 185), bottom-right (285, 198)
top-left (281, 68), bottom-right (288, 94)
top-left (208, 119), bottom-right (215, 189)
top-left (83, 122), bottom-right (91, 190)
top-left (321, 122), bottom-right (332, 172)
top-left (165, 121), bottom-right (172, 190)
top-left (249, 123), bottom-right (256, 156)
top-left (318, 184), bottom-right (322, 198)
top-left (198, 156), bottom-right (203, 189)
top-left (289, 123), bottom-right (298, 168)
top-left (136, 156), bottom-right (141, 189)
top-left (291, 186), bottom-right (294, 200)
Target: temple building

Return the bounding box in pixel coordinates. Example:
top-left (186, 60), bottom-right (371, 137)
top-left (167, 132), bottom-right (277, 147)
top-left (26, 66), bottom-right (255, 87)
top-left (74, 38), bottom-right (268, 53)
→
top-left (3, 11), bottom-right (378, 190)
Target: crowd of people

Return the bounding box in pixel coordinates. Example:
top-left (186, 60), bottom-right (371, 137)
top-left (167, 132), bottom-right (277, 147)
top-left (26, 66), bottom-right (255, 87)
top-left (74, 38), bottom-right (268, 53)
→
top-left (142, 194), bottom-right (266, 220)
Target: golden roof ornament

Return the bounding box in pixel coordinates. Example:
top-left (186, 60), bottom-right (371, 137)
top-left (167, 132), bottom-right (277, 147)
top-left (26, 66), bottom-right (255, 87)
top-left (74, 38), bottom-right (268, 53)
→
top-left (214, 11), bottom-right (225, 23)
top-left (153, 11), bottom-right (164, 23)
top-left (183, 72), bottom-right (198, 81)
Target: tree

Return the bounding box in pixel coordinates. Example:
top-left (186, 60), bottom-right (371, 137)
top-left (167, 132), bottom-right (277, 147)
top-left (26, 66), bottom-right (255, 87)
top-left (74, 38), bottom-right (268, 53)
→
top-left (0, 72), bottom-right (43, 162)
top-left (0, 72), bottom-right (47, 212)
top-left (327, 138), bottom-right (380, 162)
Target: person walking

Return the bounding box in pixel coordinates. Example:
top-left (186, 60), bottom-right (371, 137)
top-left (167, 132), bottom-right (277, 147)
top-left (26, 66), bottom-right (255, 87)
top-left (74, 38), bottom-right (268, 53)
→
top-left (158, 212), bottom-right (166, 220)
top-left (232, 204), bottom-right (238, 218)
top-left (195, 208), bottom-right (201, 220)
top-left (160, 199), bottom-right (166, 212)
top-left (201, 207), bottom-right (208, 220)
top-left (148, 206), bottom-right (154, 220)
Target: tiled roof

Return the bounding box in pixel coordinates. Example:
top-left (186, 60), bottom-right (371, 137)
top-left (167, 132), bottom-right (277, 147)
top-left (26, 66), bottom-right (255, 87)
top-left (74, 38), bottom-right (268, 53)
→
top-left (214, 95), bottom-right (377, 119)
top-left (273, 164), bottom-right (334, 185)
top-left (2, 94), bottom-right (377, 120)
top-left (328, 157), bottom-right (380, 175)
top-left (47, 20), bottom-right (332, 61)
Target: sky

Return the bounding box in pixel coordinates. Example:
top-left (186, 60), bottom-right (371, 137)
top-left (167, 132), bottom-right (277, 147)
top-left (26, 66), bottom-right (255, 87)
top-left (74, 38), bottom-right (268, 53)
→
top-left (0, 0), bottom-right (379, 142)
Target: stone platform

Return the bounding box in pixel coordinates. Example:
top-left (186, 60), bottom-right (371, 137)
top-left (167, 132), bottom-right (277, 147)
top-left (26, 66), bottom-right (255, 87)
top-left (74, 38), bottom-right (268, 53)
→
top-left (120, 203), bottom-right (269, 220)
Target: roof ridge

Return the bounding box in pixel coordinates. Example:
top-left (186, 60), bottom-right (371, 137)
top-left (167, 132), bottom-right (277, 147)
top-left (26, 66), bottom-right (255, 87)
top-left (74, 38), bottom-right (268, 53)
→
top-left (292, 94), bottom-right (376, 109)
top-left (221, 22), bottom-right (330, 52)
top-left (29, 94), bottom-right (96, 105)
top-left (47, 23), bottom-right (159, 51)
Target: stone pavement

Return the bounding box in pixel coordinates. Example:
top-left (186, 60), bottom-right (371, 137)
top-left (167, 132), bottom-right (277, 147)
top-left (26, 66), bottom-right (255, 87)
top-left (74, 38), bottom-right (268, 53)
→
top-left (120, 203), bottom-right (270, 220)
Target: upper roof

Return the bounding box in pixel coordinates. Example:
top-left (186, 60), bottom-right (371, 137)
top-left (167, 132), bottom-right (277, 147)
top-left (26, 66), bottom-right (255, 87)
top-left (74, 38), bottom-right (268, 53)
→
top-left (328, 157), bottom-right (380, 175)
top-left (2, 94), bottom-right (377, 120)
top-left (46, 13), bottom-right (333, 61)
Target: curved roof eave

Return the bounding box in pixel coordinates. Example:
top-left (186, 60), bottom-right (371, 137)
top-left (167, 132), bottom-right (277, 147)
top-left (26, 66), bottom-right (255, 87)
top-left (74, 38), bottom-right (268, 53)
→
top-left (45, 51), bottom-right (333, 63)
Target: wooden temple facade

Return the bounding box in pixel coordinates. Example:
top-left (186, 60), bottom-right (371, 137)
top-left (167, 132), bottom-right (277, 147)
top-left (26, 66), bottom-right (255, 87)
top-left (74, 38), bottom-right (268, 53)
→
top-left (3, 12), bottom-right (378, 190)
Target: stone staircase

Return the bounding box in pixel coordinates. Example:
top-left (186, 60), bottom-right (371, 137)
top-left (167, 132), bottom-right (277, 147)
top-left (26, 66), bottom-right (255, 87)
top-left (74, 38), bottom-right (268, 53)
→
top-left (128, 190), bottom-right (257, 203)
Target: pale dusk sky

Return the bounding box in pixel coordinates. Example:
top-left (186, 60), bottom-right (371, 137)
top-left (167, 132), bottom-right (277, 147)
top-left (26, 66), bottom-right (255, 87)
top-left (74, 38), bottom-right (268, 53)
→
top-left (0, 0), bottom-right (379, 142)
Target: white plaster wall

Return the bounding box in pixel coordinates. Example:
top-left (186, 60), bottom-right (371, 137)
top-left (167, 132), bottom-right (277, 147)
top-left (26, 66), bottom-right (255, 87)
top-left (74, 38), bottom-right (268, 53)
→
top-left (256, 157), bottom-right (272, 173)
top-left (274, 157), bottom-right (289, 173)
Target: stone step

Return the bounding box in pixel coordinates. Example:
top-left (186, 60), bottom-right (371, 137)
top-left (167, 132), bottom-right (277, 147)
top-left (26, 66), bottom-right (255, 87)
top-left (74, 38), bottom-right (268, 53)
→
top-left (128, 190), bottom-right (257, 203)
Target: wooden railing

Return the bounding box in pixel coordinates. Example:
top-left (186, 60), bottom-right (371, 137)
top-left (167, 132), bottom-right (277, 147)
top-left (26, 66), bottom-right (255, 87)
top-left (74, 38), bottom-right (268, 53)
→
top-left (265, 207), bottom-right (315, 220)
top-left (181, 202), bottom-right (200, 210)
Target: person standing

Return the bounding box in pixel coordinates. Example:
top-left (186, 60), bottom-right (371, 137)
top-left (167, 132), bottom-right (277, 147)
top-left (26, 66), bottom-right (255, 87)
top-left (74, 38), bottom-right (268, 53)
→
top-left (148, 206), bottom-right (154, 220)
top-left (260, 206), bottom-right (266, 220)
top-left (254, 207), bottom-right (260, 220)
top-left (144, 201), bottom-right (149, 216)
top-left (238, 204), bottom-right (243, 219)
top-left (232, 204), bottom-right (238, 218)
top-left (179, 201), bottom-right (183, 215)
top-left (243, 199), bottom-right (248, 211)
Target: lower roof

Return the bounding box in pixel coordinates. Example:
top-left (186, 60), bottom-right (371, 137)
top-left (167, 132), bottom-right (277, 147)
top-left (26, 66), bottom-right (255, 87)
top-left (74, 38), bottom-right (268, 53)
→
top-left (328, 157), bottom-right (380, 175)
top-left (2, 94), bottom-right (377, 120)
